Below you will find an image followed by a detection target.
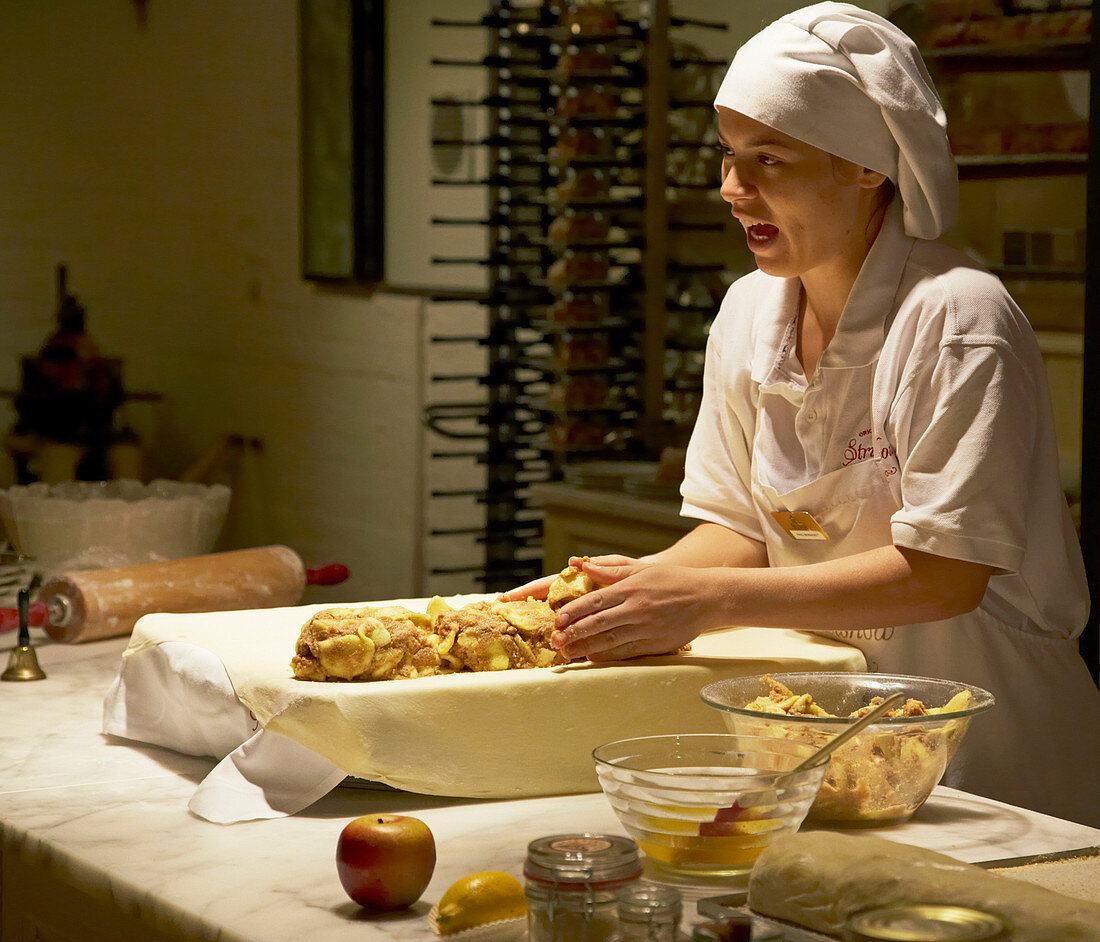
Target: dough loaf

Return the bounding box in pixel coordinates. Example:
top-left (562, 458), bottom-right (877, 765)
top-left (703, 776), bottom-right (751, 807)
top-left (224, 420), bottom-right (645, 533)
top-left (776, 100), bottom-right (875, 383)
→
top-left (749, 832), bottom-right (1100, 941)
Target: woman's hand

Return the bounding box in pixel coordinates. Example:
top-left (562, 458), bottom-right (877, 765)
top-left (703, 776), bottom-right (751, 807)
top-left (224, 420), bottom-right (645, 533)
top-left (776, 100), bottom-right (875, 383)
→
top-left (497, 554), bottom-right (646, 602)
top-left (552, 557), bottom-right (726, 661)
top-left (498, 573), bottom-right (556, 602)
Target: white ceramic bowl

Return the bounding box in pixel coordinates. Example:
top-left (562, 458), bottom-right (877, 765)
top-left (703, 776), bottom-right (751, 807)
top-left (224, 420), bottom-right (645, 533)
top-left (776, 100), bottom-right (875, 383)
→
top-left (0, 479), bottom-right (231, 574)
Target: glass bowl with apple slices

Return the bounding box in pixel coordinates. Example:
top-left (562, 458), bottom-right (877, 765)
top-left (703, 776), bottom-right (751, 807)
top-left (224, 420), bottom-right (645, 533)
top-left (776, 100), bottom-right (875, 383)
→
top-left (592, 733), bottom-right (827, 882)
top-left (700, 672), bottom-right (995, 828)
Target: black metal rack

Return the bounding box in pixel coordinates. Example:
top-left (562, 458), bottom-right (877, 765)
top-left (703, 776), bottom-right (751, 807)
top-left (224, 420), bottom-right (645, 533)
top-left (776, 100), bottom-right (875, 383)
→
top-left (424, 0), bottom-right (727, 592)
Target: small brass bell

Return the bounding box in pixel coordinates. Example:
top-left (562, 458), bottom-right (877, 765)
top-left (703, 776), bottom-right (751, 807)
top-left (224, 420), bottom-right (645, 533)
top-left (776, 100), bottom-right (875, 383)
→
top-left (2, 587), bottom-right (46, 682)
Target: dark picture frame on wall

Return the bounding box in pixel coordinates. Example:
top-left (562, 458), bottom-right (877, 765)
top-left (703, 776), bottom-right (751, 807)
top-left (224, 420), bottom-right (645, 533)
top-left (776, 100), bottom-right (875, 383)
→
top-left (299, 0), bottom-right (384, 283)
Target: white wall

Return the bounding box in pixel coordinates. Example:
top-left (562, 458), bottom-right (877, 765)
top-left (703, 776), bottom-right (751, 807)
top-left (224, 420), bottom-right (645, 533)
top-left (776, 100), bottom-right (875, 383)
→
top-left (0, 0), bottom-right (899, 605)
top-left (0, 1), bottom-right (423, 603)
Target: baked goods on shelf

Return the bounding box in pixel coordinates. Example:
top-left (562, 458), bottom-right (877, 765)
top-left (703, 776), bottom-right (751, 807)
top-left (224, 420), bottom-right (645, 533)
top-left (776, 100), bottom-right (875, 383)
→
top-left (553, 334), bottom-right (612, 368)
top-left (548, 416), bottom-right (608, 451)
top-left (950, 121), bottom-right (1089, 156)
top-left (926, 8), bottom-right (1091, 48)
top-left (546, 295), bottom-right (609, 325)
top-left (547, 211), bottom-right (611, 248)
top-left (549, 169), bottom-right (610, 205)
top-left (555, 47), bottom-right (614, 77)
top-left (562, 1), bottom-right (620, 38)
top-left (550, 127), bottom-right (613, 164)
top-left (547, 375), bottom-right (612, 411)
top-left (547, 252), bottom-right (611, 288)
top-left (555, 86), bottom-right (618, 121)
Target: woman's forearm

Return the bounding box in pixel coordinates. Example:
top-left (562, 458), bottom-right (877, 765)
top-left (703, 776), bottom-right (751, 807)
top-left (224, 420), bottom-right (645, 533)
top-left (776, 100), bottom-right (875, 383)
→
top-left (553, 534), bottom-right (995, 660)
top-left (645, 522), bottom-right (769, 569)
top-left (708, 545), bottom-right (994, 633)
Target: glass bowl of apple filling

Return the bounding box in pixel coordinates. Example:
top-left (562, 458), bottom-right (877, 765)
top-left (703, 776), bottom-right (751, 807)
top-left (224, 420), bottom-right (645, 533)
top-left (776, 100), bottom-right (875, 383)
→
top-left (700, 672), bottom-right (995, 827)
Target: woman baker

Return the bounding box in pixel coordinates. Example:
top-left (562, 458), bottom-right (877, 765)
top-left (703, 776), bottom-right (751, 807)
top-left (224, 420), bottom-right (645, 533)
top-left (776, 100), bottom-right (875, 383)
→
top-left (507, 3), bottom-right (1100, 826)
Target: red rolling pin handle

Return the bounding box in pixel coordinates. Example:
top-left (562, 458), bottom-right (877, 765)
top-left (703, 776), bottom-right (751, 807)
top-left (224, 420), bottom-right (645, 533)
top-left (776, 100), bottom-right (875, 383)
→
top-left (0, 602), bottom-right (49, 634)
top-left (306, 562), bottom-right (349, 586)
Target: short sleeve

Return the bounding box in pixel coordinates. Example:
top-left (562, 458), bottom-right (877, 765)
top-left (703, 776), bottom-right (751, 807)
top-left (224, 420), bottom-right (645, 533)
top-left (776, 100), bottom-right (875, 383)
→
top-left (890, 334), bottom-right (1037, 573)
top-left (680, 314), bottom-right (765, 541)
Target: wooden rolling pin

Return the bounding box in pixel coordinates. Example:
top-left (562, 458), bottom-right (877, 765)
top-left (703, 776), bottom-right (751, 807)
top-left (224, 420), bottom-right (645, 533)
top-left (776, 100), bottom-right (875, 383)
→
top-left (6, 545), bottom-right (346, 644)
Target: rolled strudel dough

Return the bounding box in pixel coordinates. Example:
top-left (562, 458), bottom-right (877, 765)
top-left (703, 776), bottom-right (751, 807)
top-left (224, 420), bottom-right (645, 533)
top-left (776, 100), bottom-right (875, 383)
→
top-left (748, 832), bottom-right (1100, 941)
top-left (120, 595), bottom-right (865, 798)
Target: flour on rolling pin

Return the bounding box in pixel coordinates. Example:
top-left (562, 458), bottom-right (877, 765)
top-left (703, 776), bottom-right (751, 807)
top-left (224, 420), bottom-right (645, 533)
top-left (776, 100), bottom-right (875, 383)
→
top-left (37, 545), bottom-right (307, 643)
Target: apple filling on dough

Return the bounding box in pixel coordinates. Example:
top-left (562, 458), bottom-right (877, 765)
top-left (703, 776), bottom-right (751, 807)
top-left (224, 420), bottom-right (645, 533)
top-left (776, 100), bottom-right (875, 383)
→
top-left (292, 597), bottom-right (569, 682)
top-left (292, 565), bottom-right (602, 683)
top-left (546, 562), bottom-right (597, 609)
top-left (437, 600), bottom-right (565, 672)
top-left (290, 606), bottom-right (447, 682)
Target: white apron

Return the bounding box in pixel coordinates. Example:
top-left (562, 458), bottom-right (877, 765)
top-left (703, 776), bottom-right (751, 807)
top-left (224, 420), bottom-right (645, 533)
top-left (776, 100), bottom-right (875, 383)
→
top-left (750, 339), bottom-right (1100, 827)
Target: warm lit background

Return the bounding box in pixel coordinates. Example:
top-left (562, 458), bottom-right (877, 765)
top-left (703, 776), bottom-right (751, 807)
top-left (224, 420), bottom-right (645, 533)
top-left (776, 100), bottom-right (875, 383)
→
top-left (0, 0), bottom-right (1083, 603)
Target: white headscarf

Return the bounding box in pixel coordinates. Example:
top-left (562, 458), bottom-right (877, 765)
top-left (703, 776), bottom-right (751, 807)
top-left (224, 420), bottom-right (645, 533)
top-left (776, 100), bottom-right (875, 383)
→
top-left (714, 2), bottom-right (957, 240)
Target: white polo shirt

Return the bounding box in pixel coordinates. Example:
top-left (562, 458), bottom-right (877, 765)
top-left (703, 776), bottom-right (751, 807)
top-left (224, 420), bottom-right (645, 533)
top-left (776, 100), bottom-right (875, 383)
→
top-left (682, 207), bottom-right (1088, 642)
top-left (679, 208), bottom-right (1100, 824)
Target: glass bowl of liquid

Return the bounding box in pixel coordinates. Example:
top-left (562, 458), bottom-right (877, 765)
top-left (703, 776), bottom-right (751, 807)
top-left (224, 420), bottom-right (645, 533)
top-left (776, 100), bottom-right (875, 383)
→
top-left (593, 733), bottom-right (827, 882)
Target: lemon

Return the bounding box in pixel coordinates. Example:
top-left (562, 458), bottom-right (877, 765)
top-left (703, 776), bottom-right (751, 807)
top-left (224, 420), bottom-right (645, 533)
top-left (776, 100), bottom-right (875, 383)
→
top-left (434, 871), bottom-right (526, 936)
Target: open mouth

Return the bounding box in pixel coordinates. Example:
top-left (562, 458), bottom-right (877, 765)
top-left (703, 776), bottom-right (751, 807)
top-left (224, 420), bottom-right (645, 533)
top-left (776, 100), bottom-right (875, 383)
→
top-left (747, 223), bottom-right (779, 246)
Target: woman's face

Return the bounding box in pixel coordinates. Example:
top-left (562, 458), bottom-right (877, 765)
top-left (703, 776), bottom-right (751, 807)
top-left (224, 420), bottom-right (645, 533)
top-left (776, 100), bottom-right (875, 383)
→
top-left (716, 107), bottom-right (885, 281)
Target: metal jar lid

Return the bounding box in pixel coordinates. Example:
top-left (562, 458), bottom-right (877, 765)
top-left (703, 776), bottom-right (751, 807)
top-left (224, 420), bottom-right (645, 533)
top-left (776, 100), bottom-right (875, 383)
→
top-left (524, 833), bottom-right (642, 887)
top-left (845, 904), bottom-right (1010, 941)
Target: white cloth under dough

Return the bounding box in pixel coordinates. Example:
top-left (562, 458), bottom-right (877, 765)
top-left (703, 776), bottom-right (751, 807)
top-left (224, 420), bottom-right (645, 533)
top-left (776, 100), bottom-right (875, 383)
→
top-left (102, 639), bottom-right (347, 824)
top-left (714, 1), bottom-right (957, 239)
top-left (103, 595), bottom-right (865, 823)
top-left (680, 204), bottom-right (1100, 826)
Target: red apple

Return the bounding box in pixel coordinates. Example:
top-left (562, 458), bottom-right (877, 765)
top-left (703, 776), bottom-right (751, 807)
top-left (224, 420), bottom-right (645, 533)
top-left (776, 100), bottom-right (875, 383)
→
top-left (336, 813), bottom-right (436, 910)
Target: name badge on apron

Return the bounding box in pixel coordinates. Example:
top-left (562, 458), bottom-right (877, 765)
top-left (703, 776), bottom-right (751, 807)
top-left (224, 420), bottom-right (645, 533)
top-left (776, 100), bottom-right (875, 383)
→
top-left (772, 511), bottom-right (829, 541)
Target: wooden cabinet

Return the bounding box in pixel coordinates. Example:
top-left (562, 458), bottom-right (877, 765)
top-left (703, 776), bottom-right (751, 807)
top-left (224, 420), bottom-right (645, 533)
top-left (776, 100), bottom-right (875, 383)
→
top-left (530, 482), bottom-right (694, 569)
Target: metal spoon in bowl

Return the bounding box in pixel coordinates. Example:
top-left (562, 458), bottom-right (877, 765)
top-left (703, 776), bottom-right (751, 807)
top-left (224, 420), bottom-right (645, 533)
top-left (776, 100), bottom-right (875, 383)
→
top-left (702, 690), bottom-right (907, 831)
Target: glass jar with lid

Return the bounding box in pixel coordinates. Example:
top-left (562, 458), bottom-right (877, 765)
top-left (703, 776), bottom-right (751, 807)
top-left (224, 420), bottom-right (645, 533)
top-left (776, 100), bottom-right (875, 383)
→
top-left (616, 881), bottom-right (682, 941)
top-left (524, 833), bottom-right (643, 942)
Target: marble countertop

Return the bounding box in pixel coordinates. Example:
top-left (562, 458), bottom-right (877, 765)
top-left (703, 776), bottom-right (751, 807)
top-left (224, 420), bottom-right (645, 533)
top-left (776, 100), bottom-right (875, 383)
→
top-left (3, 629), bottom-right (1099, 941)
